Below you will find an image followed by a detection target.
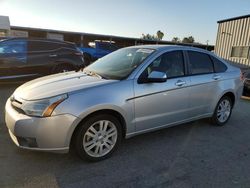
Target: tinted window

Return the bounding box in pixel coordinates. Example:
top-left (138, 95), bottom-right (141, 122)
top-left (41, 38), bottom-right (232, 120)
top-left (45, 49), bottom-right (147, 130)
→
top-left (97, 43), bottom-right (118, 51)
top-left (188, 51), bottom-right (214, 75)
top-left (28, 41), bottom-right (61, 51)
top-left (98, 43), bottom-right (114, 51)
top-left (0, 40), bottom-right (27, 54)
top-left (143, 51), bottom-right (185, 78)
top-left (211, 56), bottom-right (227, 73)
top-left (109, 44), bottom-right (118, 51)
top-left (98, 43), bottom-right (109, 51)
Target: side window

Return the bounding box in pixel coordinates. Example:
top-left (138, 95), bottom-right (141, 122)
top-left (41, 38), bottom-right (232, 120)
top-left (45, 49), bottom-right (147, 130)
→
top-left (109, 44), bottom-right (118, 51)
top-left (210, 56), bottom-right (227, 73)
top-left (28, 41), bottom-right (59, 52)
top-left (98, 43), bottom-right (118, 51)
top-left (98, 43), bottom-right (110, 51)
top-left (143, 51), bottom-right (185, 79)
top-left (188, 51), bottom-right (214, 75)
top-left (0, 40), bottom-right (27, 54)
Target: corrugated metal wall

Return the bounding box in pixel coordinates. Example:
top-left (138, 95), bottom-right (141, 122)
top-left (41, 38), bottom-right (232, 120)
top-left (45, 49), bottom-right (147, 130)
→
top-left (215, 17), bottom-right (250, 66)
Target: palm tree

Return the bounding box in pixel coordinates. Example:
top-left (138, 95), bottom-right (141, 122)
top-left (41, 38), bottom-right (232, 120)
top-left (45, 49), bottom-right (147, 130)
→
top-left (182, 36), bottom-right (195, 43)
top-left (156, 30), bottom-right (164, 40)
top-left (172, 37), bottom-right (180, 43)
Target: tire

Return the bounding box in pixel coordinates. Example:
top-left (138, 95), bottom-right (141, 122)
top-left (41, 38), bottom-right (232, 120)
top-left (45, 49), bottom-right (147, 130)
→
top-left (211, 96), bottom-right (232, 126)
top-left (74, 114), bottom-right (122, 161)
top-left (53, 64), bottom-right (75, 73)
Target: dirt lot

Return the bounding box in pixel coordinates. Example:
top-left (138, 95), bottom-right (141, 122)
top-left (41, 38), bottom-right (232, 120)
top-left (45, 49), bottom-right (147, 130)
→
top-left (0, 84), bottom-right (250, 188)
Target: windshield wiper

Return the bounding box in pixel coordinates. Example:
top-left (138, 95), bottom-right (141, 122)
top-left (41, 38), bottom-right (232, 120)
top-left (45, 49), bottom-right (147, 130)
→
top-left (83, 70), bottom-right (108, 79)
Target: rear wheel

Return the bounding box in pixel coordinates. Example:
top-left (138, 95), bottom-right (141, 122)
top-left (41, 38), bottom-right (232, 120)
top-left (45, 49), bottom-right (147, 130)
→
top-left (211, 96), bottom-right (232, 126)
top-left (74, 114), bottom-right (122, 161)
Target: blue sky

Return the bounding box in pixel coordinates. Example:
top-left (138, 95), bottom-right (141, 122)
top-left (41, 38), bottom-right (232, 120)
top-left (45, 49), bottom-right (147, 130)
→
top-left (0, 0), bottom-right (249, 44)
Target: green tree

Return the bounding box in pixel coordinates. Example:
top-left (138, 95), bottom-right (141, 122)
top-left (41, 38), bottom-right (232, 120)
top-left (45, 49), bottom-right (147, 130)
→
top-left (172, 37), bottom-right (180, 43)
top-left (182, 36), bottom-right (195, 43)
top-left (141, 30), bottom-right (165, 41)
top-left (141, 33), bottom-right (157, 40)
top-left (156, 30), bottom-right (164, 40)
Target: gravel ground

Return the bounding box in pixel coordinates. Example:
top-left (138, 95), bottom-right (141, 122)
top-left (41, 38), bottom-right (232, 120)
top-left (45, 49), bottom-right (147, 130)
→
top-left (0, 84), bottom-right (250, 188)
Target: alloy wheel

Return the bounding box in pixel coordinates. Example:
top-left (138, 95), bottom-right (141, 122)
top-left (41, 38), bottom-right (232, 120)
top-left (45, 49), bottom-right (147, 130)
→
top-left (83, 120), bottom-right (118, 158)
top-left (217, 99), bottom-right (231, 123)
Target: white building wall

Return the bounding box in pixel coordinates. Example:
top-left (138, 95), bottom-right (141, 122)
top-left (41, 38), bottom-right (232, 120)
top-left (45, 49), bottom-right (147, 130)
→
top-left (0, 15), bottom-right (10, 36)
top-left (215, 17), bottom-right (250, 67)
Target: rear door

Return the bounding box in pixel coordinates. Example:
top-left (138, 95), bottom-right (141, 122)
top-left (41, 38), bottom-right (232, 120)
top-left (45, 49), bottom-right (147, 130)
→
top-left (185, 50), bottom-right (220, 117)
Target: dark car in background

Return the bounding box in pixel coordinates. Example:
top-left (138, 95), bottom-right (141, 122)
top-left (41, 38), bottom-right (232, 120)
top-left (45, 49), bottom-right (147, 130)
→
top-left (0, 38), bottom-right (85, 83)
top-left (242, 70), bottom-right (250, 98)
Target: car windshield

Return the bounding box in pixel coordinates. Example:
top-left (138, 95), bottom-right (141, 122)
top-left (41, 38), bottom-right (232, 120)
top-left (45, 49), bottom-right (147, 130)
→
top-left (84, 48), bottom-right (155, 80)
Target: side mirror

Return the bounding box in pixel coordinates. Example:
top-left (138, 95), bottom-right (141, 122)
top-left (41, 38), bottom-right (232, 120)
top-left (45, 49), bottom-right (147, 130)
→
top-left (138, 71), bottom-right (167, 83)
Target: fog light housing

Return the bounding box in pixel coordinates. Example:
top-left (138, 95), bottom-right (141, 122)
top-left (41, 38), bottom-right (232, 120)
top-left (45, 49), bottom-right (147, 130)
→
top-left (17, 137), bottom-right (38, 148)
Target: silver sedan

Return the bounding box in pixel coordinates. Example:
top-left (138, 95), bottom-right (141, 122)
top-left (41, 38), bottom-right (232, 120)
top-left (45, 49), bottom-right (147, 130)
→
top-left (5, 45), bottom-right (243, 161)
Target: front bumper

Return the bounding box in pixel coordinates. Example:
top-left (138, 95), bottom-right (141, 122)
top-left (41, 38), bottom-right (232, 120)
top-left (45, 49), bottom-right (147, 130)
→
top-left (5, 98), bottom-right (79, 153)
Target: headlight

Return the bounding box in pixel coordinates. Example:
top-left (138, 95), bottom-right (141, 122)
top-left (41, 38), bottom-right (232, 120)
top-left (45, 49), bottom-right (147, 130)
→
top-left (21, 94), bottom-right (68, 117)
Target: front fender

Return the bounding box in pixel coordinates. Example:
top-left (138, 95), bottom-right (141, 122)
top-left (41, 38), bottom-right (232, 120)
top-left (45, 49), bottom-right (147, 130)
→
top-left (53, 80), bottom-right (135, 143)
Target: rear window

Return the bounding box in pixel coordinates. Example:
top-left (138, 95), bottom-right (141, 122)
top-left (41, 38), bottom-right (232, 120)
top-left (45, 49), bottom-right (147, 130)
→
top-left (211, 56), bottom-right (227, 73)
top-left (188, 51), bottom-right (214, 75)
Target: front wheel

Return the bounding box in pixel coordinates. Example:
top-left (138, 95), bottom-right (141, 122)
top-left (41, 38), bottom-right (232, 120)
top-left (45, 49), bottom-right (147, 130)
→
top-left (74, 114), bottom-right (122, 161)
top-left (211, 96), bottom-right (232, 126)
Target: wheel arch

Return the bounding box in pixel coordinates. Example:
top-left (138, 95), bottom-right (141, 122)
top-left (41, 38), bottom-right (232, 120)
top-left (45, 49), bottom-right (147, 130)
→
top-left (69, 109), bottom-right (127, 149)
top-left (210, 90), bottom-right (236, 116)
top-left (210, 91), bottom-right (235, 126)
top-left (220, 91), bottom-right (236, 107)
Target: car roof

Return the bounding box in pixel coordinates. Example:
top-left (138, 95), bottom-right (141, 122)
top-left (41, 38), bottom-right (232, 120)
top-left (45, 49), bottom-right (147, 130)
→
top-left (0, 37), bottom-right (75, 46)
top-left (126, 44), bottom-right (211, 53)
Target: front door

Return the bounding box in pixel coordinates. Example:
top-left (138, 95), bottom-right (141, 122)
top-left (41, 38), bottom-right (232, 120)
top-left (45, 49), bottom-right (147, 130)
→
top-left (0, 39), bottom-right (28, 82)
top-left (133, 50), bottom-right (190, 132)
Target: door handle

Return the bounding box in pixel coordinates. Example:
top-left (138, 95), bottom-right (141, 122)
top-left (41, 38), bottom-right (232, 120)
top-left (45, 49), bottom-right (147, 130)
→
top-left (213, 75), bottom-right (221, 80)
top-left (49, 54), bottom-right (57, 57)
top-left (175, 80), bottom-right (186, 87)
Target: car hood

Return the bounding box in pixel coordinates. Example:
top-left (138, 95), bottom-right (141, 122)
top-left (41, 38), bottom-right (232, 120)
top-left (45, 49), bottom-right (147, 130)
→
top-left (13, 71), bottom-right (117, 100)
